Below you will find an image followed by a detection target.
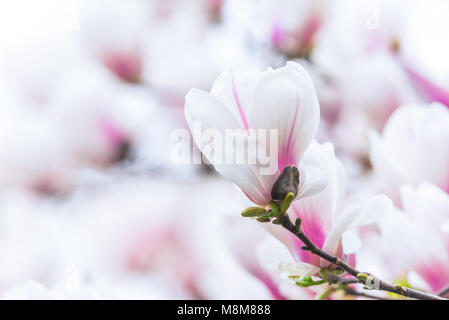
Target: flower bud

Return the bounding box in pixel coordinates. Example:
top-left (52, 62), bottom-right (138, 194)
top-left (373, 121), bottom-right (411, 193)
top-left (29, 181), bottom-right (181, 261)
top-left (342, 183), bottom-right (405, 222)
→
top-left (271, 166), bottom-right (300, 201)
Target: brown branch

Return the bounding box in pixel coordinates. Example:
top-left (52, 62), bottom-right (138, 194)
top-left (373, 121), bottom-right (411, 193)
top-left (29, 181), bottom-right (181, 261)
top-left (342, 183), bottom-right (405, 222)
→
top-left (276, 213), bottom-right (447, 300)
top-left (342, 287), bottom-right (396, 300)
top-left (327, 274), bottom-right (360, 285)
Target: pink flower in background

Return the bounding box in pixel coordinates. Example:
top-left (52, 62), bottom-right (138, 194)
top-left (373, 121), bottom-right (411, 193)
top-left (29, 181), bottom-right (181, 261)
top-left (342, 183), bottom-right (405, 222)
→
top-left (102, 51), bottom-right (142, 84)
top-left (356, 183), bottom-right (449, 295)
top-left (401, 184), bottom-right (449, 275)
top-left (263, 142), bottom-right (393, 272)
top-left (79, 0), bottom-right (148, 83)
top-left (371, 211), bottom-right (449, 293)
top-left (185, 61), bottom-right (323, 206)
top-left (331, 53), bottom-right (418, 159)
top-left (399, 61), bottom-right (449, 108)
top-left (370, 103), bottom-right (449, 203)
top-left (247, 0), bottom-right (331, 57)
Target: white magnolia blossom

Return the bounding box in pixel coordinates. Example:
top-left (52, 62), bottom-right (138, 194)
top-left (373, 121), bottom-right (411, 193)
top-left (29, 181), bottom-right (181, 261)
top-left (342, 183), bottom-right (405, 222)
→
top-left (79, 0), bottom-right (149, 83)
top-left (355, 182), bottom-right (449, 295)
top-left (185, 61), bottom-right (324, 205)
top-left (226, 0), bottom-right (331, 57)
top-left (333, 53), bottom-right (418, 158)
top-left (370, 103), bottom-right (449, 203)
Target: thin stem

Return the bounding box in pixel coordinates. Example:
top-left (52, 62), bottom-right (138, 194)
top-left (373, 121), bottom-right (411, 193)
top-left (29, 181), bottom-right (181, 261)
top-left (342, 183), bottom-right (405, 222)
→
top-left (327, 274), bottom-right (360, 285)
top-left (276, 213), bottom-right (447, 300)
top-left (342, 287), bottom-right (396, 300)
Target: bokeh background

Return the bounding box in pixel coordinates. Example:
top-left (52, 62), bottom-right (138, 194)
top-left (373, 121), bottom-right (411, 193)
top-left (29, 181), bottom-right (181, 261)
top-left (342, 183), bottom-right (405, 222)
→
top-left (0, 0), bottom-right (448, 299)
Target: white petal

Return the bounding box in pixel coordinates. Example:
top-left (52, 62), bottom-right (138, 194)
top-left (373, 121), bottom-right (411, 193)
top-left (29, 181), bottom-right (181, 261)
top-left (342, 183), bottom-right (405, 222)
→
top-left (442, 220), bottom-right (449, 234)
top-left (297, 141), bottom-right (342, 202)
top-left (322, 195), bottom-right (394, 256)
top-left (185, 89), bottom-right (274, 204)
top-left (278, 262), bottom-right (321, 276)
top-left (368, 130), bottom-right (405, 202)
top-left (249, 61), bottom-right (320, 168)
top-left (291, 141), bottom-right (344, 227)
top-left (297, 160), bottom-right (327, 199)
top-left (407, 271), bottom-right (431, 292)
top-left (210, 69), bottom-right (262, 130)
top-left (185, 88), bottom-right (242, 140)
top-left (372, 103), bottom-right (449, 193)
top-left (353, 195), bottom-right (394, 227)
top-left (342, 229), bottom-right (362, 254)
top-left (400, 183), bottom-right (449, 229)
top-left (256, 237), bottom-right (295, 272)
top-left (212, 134), bottom-right (278, 205)
top-left (322, 205), bottom-right (359, 256)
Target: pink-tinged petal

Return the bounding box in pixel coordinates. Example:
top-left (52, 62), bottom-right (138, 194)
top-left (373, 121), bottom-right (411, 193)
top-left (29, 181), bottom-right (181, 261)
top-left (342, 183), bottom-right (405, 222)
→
top-left (289, 214), bottom-right (326, 267)
top-left (102, 51), bottom-right (141, 83)
top-left (401, 63), bottom-right (449, 108)
top-left (379, 214), bottom-right (449, 292)
top-left (415, 260), bottom-right (449, 293)
top-left (271, 19), bottom-right (287, 48)
top-left (371, 103), bottom-right (449, 195)
top-left (323, 195), bottom-right (393, 263)
top-left (185, 88), bottom-right (242, 136)
top-left (98, 118), bottom-right (127, 147)
top-left (293, 13), bottom-right (322, 50)
top-left (185, 89), bottom-right (275, 205)
top-left (210, 69), bottom-right (262, 133)
top-left (261, 141), bottom-right (344, 266)
top-left (249, 62), bottom-right (320, 171)
top-left (259, 212), bottom-right (322, 265)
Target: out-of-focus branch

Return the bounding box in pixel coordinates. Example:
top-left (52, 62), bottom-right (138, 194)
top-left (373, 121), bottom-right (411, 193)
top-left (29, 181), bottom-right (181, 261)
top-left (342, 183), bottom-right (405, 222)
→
top-left (438, 284), bottom-right (449, 297)
top-left (275, 213), bottom-right (447, 301)
top-left (342, 287), bottom-right (395, 300)
top-left (327, 274), bottom-right (360, 285)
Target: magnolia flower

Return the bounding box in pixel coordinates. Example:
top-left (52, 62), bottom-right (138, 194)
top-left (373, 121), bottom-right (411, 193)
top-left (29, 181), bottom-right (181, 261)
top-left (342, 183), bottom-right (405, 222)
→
top-left (79, 0), bottom-right (149, 83)
top-left (393, 1), bottom-right (449, 108)
top-left (355, 183), bottom-right (449, 295)
top-left (185, 61), bottom-right (323, 206)
top-left (250, 0), bottom-right (330, 57)
top-left (401, 183), bottom-right (449, 256)
top-left (364, 208), bottom-right (449, 294)
top-left (333, 53), bottom-right (418, 158)
top-left (399, 183), bottom-right (449, 292)
top-left (263, 142), bottom-right (393, 274)
top-left (370, 103), bottom-right (449, 203)
top-left (399, 59), bottom-right (449, 108)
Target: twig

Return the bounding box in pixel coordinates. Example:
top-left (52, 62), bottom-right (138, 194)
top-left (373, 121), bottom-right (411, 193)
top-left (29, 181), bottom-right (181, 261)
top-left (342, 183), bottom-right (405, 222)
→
top-left (276, 213), bottom-right (447, 300)
top-left (342, 287), bottom-right (396, 300)
top-left (327, 274), bottom-right (360, 285)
